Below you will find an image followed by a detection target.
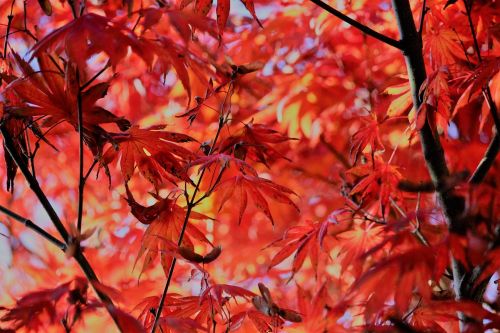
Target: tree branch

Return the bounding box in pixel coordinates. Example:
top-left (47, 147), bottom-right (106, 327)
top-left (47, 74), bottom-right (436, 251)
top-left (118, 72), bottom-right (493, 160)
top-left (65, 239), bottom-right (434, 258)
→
top-left (0, 125), bottom-right (124, 332)
top-left (308, 0), bottom-right (403, 50)
top-left (76, 70), bottom-right (85, 233)
top-left (391, 0), bottom-right (470, 329)
top-left (0, 204), bottom-right (67, 251)
top-left (469, 133), bottom-right (499, 184)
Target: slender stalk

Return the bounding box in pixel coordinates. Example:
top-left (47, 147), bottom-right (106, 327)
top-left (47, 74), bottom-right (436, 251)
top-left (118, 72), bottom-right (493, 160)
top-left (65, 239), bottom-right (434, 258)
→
top-left (417, 0), bottom-right (428, 38)
top-left (76, 70), bottom-right (84, 232)
top-left (151, 95), bottom-right (232, 333)
top-left (469, 133), bottom-right (499, 184)
top-left (3, 14), bottom-right (13, 59)
top-left (308, 0), bottom-right (403, 50)
top-left (80, 62), bottom-right (111, 91)
top-left (0, 204), bottom-right (67, 251)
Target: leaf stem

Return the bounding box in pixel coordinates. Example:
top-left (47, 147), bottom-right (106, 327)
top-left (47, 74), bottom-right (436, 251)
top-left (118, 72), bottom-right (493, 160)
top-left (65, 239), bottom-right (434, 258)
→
top-left (308, 0), bottom-right (403, 50)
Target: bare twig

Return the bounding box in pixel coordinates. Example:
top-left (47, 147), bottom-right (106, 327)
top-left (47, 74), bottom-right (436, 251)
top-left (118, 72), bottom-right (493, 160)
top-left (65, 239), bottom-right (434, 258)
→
top-left (418, 0), bottom-right (428, 39)
top-left (469, 133), bottom-right (499, 184)
top-left (0, 204), bottom-right (67, 251)
top-left (76, 70), bottom-right (85, 233)
top-left (308, 0), bottom-right (403, 50)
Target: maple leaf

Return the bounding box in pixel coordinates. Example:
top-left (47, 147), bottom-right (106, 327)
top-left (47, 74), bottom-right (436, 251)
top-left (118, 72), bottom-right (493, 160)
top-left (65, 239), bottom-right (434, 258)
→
top-left (418, 67), bottom-right (452, 131)
top-left (103, 125), bottom-right (195, 188)
top-left (152, 37), bottom-right (193, 103)
top-left (267, 211), bottom-right (351, 277)
top-left (200, 283), bottom-right (256, 316)
top-left (347, 156), bottom-right (402, 209)
top-left (0, 278), bottom-right (89, 331)
top-left (30, 13), bottom-right (153, 69)
top-left (410, 300), bottom-right (500, 332)
top-left (349, 231), bottom-right (450, 320)
top-left (453, 56), bottom-right (500, 131)
top-left (422, 12), bottom-right (468, 67)
top-left (216, 0), bottom-right (230, 35)
top-left (383, 77), bottom-right (413, 117)
top-left (215, 174), bottom-right (299, 225)
top-left (350, 113), bottom-right (384, 163)
top-left (124, 187), bottom-right (211, 275)
top-left (1, 53), bottom-right (130, 155)
top-left (219, 121), bottom-right (292, 167)
top-left (110, 307), bottom-right (147, 333)
top-left (182, 0), bottom-right (262, 31)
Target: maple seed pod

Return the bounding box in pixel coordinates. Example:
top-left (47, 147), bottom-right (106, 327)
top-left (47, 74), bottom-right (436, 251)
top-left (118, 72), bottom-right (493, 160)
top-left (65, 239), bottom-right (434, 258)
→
top-left (178, 247), bottom-right (204, 263)
top-left (252, 295), bottom-right (270, 315)
top-left (37, 0), bottom-right (52, 15)
top-left (278, 309), bottom-right (302, 323)
top-left (202, 245), bottom-right (222, 263)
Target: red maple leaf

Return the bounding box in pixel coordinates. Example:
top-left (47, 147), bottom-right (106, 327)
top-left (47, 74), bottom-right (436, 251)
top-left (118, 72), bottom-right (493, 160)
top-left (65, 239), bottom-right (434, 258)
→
top-left (103, 125), bottom-right (195, 188)
top-left (30, 13), bottom-right (153, 69)
top-left (124, 186), bottom-right (211, 275)
top-left (215, 174), bottom-right (299, 225)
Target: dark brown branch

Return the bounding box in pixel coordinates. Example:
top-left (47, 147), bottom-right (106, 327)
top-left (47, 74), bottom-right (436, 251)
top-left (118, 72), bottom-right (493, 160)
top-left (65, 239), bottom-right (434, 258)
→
top-left (397, 180), bottom-right (435, 192)
top-left (2, 14), bottom-right (13, 59)
top-left (0, 125), bottom-right (124, 331)
top-left (0, 204), bottom-right (67, 251)
top-left (1, 126), bottom-right (70, 242)
top-left (469, 133), bottom-right (499, 184)
top-left (76, 70), bottom-right (84, 232)
top-left (398, 171), bottom-right (470, 192)
top-left (308, 0), bottom-right (403, 50)
top-left (391, 1), bottom-right (470, 329)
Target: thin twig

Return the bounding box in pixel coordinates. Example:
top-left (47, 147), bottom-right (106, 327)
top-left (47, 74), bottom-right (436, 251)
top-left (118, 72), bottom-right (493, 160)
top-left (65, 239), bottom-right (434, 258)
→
top-left (80, 61), bottom-right (111, 91)
top-left (469, 133), bottom-right (499, 184)
top-left (3, 14), bottom-right (13, 59)
top-left (150, 84), bottom-right (234, 333)
top-left (0, 204), bottom-right (67, 250)
top-left (76, 69), bottom-right (85, 233)
top-left (418, 0), bottom-right (428, 39)
top-left (308, 0), bottom-right (403, 50)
